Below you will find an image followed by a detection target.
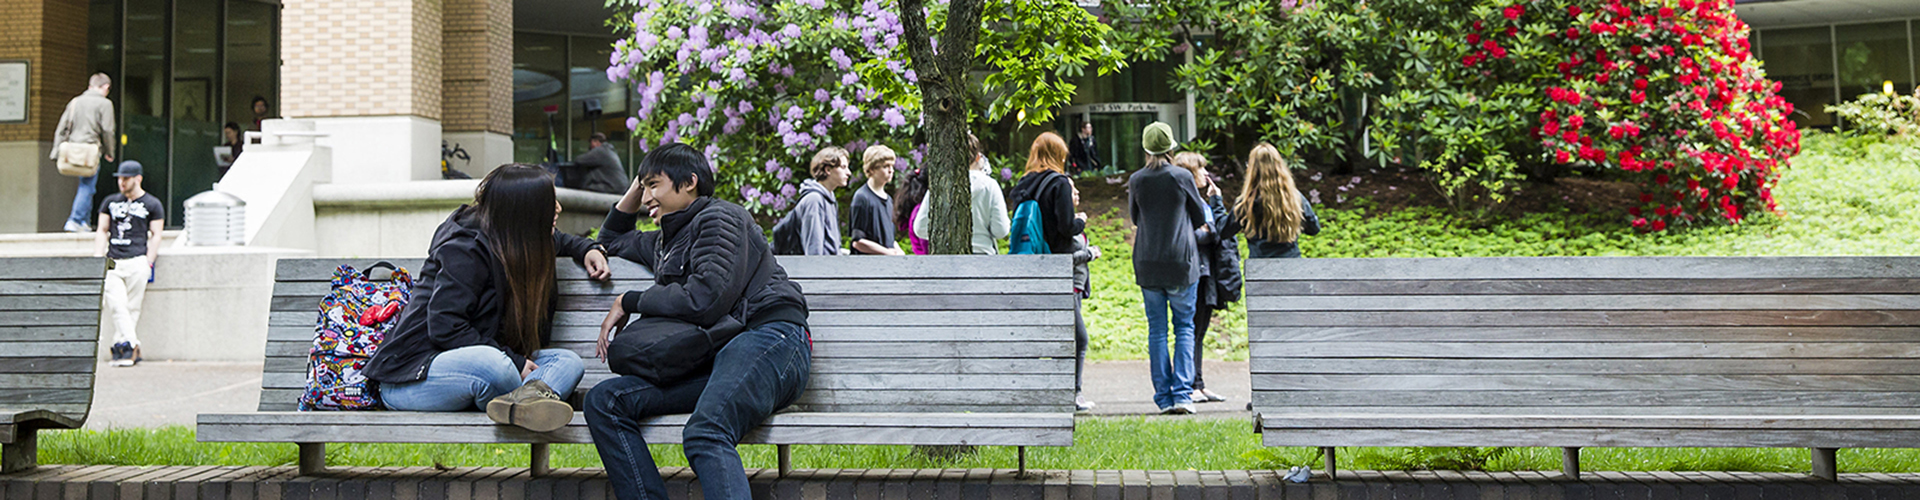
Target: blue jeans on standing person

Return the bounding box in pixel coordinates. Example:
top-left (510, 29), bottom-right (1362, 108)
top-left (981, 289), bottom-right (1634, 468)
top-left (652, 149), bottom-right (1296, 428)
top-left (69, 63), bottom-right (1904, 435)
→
top-left (68, 174), bottom-right (95, 227)
top-left (380, 346), bottom-right (585, 411)
top-left (1142, 283), bottom-right (1197, 410)
top-left (586, 320), bottom-right (811, 500)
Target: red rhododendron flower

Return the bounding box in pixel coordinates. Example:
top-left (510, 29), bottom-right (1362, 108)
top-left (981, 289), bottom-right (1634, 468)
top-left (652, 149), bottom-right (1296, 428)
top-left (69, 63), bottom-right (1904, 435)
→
top-left (1468, 33), bottom-right (1481, 44)
top-left (1569, 5), bottom-right (1582, 16)
top-left (1655, 174), bottom-right (1669, 184)
top-left (1659, 7), bottom-right (1674, 18)
top-left (1633, 78), bottom-right (1648, 90)
top-left (1652, 219), bottom-right (1667, 231)
top-left (1568, 115), bottom-right (1584, 128)
top-left (1629, 207), bottom-right (1642, 216)
top-left (1503, 5), bottom-right (1523, 20)
top-left (1632, 217), bottom-right (1649, 229)
top-left (1640, 193), bottom-right (1654, 203)
top-left (1505, 26), bottom-right (1518, 38)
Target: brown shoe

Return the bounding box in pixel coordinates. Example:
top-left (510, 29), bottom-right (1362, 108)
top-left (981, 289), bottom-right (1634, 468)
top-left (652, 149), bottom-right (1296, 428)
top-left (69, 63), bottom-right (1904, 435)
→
top-left (486, 380), bottom-right (573, 432)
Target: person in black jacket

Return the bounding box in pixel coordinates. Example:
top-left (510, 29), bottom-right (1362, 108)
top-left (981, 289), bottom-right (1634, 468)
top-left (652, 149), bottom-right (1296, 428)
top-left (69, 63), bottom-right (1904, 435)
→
top-left (1127, 122), bottom-right (1208, 415)
top-left (1174, 152), bottom-right (1243, 404)
top-left (1225, 143), bottom-right (1321, 258)
top-left (1067, 121), bottom-right (1102, 174)
top-left (364, 165), bottom-right (612, 433)
top-left (1009, 132), bottom-right (1087, 255)
top-left (586, 143), bottom-right (811, 500)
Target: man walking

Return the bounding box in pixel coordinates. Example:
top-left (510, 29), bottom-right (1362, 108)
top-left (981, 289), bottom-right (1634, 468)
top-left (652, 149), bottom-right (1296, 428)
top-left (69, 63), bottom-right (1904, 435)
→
top-left (96, 161), bottom-right (164, 367)
top-left (587, 143), bottom-right (812, 500)
top-left (52, 73), bottom-right (116, 233)
top-left (793, 147), bottom-right (851, 255)
top-left (849, 145), bottom-right (904, 255)
top-left (571, 132), bottom-right (629, 195)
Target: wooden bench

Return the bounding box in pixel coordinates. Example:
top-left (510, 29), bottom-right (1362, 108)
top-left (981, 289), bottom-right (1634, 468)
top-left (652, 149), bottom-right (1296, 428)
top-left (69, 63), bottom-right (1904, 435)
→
top-left (1, 257), bottom-right (105, 473)
top-left (199, 255), bottom-right (1076, 476)
top-left (1245, 256), bottom-right (1920, 480)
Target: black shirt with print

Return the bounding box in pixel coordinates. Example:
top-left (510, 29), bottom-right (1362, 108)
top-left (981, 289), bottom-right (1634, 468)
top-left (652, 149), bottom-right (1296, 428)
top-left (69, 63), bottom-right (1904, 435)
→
top-left (98, 193), bottom-right (164, 260)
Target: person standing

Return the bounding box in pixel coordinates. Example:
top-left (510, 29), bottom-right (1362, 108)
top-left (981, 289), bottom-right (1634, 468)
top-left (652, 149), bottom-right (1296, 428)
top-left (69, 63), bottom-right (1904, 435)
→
top-left (53, 73), bottom-right (116, 233)
top-left (95, 161), bottom-right (161, 367)
top-left (1008, 132), bottom-right (1085, 253)
top-left (1226, 143), bottom-right (1321, 259)
top-left (1067, 121), bottom-right (1101, 175)
top-left (588, 143), bottom-right (812, 500)
top-left (850, 145), bottom-right (905, 255)
top-left (250, 96), bottom-right (273, 131)
top-left (914, 134), bottom-right (1009, 254)
top-left (1126, 122), bottom-right (1208, 414)
top-left (572, 132), bottom-right (630, 195)
top-left (1174, 152), bottom-right (1241, 404)
top-left (1067, 180), bottom-right (1101, 412)
top-left (793, 147), bottom-right (851, 255)
top-left (893, 168), bottom-right (931, 255)
top-left (361, 165), bottom-right (611, 431)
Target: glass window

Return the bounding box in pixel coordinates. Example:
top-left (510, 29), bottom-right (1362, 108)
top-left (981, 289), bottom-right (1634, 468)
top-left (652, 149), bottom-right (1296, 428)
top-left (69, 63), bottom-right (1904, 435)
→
top-left (569, 36), bottom-right (633, 170)
top-left (226, 1), bottom-right (277, 132)
top-left (122, 0), bottom-right (171, 216)
top-left (513, 33), bottom-right (569, 164)
top-left (169, 0), bottom-right (223, 222)
top-left (1758, 26), bottom-right (1837, 129)
top-left (86, 0), bottom-right (123, 216)
top-left (1836, 21), bottom-right (1912, 103)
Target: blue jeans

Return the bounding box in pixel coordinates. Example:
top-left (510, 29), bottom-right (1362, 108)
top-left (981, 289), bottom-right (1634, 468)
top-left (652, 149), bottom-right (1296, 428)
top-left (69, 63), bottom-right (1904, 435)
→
top-left (379, 346), bottom-right (584, 411)
top-left (1142, 283), bottom-right (1197, 409)
top-left (586, 321), bottom-right (811, 500)
top-left (68, 174), bottom-right (95, 226)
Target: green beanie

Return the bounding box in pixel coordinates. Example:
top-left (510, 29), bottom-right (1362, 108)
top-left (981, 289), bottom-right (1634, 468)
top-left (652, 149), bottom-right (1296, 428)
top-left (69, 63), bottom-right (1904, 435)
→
top-left (1141, 121), bottom-right (1178, 156)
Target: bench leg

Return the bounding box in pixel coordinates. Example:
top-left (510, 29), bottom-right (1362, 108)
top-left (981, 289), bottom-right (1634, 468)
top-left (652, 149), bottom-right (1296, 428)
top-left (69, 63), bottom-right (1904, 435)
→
top-left (1562, 447), bottom-right (1581, 480)
top-left (778, 445), bottom-right (792, 478)
top-left (530, 443), bottom-right (551, 477)
top-left (1, 430), bottom-right (35, 474)
top-left (1017, 446), bottom-right (1027, 477)
top-left (1812, 448), bottom-right (1838, 480)
top-left (1321, 447), bottom-right (1337, 480)
top-left (297, 443), bottom-right (326, 475)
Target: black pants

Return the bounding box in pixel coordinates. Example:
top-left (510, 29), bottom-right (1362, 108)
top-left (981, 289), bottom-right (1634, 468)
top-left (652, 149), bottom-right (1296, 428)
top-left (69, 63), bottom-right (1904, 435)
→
top-left (1192, 304), bottom-right (1213, 390)
top-left (1074, 293), bottom-right (1089, 393)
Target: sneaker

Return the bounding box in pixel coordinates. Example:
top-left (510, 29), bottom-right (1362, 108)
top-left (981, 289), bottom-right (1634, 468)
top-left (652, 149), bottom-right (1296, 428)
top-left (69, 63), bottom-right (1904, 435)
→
top-left (1284, 466), bottom-right (1313, 483)
top-left (64, 220), bottom-right (90, 233)
top-left (109, 342), bottom-right (132, 367)
top-left (1074, 395), bottom-right (1096, 413)
top-left (486, 380), bottom-right (573, 432)
top-left (1196, 389), bottom-right (1228, 403)
top-left (1163, 403), bottom-right (1195, 415)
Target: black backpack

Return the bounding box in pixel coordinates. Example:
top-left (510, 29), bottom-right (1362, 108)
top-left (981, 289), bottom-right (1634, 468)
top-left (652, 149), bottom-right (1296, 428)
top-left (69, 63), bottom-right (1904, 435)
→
top-left (769, 190), bottom-right (822, 255)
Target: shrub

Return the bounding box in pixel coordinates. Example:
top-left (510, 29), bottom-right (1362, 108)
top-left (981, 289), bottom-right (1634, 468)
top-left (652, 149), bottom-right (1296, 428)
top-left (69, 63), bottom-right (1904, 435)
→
top-left (1827, 91), bottom-right (1920, 137)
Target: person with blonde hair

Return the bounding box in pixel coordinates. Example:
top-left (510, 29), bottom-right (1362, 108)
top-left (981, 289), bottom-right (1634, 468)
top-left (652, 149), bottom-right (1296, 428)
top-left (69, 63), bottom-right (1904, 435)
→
top-left (1171, 152), bottom-right (1241, 404)
top-left (849, 144), bottom-right (906, 255)
top-left (1226, 143), bottom-right (1321, 259)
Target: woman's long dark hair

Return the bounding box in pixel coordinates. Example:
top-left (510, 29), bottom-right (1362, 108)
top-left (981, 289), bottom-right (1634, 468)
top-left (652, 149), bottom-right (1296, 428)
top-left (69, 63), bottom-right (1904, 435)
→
top-left (894, 167), bottom-right (929, 234)
top-left (472, 164), bottom-right (557, 357)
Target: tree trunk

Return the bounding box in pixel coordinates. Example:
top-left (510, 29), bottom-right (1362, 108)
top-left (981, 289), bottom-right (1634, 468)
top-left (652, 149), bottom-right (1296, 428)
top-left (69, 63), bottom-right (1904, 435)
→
top-left (900, 0), bottom-right (984, 255)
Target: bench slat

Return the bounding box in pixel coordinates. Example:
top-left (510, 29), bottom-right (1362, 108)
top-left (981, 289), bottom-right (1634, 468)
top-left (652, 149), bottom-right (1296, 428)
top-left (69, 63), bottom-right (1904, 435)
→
top-left (273, 256), bottom-right (1070, 281)
top-left (1246, 256), bottom-right (1920, 280)
top-left (1249, 326), bottom-right (1920, 343)
top-left (199, 420), bottom-right (1071, 447)
top-left (1249, 278), bottom-right (1920, 296)
top-left (1258, 427), bottom-right (1920, 449)
top-left (1253, 406), bottom-right (1920, 416)
top-left (0, 389), bottom-right (93, 404)
top-left (1266, 414), bottom-right (1920, 429)
top-left (0, 311), bottom-right (99, 327)
top-left (0, 342), bottom-right (96, 357)
top-left (1251, 341), bottom-right (1920, 359)
top-left (1251, 390), bottom-right (1920, 408)
top-left (0, 326), bottom-right (100, 342)
top-left (1246, 310), bottom-right (1920, 327)
top-left (1251, 358), bottom-right (1920, 375)
top-left (0, 258), bottom-right (109, 280)
top-left (0, 358), bottom-right (95, 374)
top-left (260, 372), bottom-right (1074, 391)
top-left (1249, 294), bottom-right (1920, 311)
top-left (265, 310), bottom-right (1076, 328)
top-left (0, 374), bottom-right (93, 389)
top-left (0, 279), bottom-right (103, 296)
top-left (0, 295), bottom-right (104, 312)
top-left (261, 339), bottom-right (1074, 358)
top-left (1251, 374), bottom-right (1920, 392)
top-left (277, 278), bottom-right (1071, 298)
top-left (268, 324), bottom-right (1076, 343)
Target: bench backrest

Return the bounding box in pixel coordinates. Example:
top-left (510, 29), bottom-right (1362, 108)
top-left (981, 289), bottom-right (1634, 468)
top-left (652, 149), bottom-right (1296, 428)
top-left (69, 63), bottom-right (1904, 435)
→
top-left (263, 255), bottom-right (1076, 413)
top-left (0, 257), bottom-right (105, 426)
top-left (1246, 256), bottom-right (1920, 416)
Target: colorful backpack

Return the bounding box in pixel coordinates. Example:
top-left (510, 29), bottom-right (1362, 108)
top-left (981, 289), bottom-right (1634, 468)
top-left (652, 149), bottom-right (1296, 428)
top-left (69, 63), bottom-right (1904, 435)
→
top-left (300, 262), bottom-right (412, 411)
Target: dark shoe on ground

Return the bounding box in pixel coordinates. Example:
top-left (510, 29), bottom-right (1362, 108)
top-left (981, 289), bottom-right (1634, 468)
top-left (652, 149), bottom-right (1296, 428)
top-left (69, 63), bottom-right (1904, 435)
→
top-left (487, 379), bottom-right (572, 432)
top-left (109, 342), bottom-right (132, 367)
top-left (1196, 389), bottom-right (1227, 403)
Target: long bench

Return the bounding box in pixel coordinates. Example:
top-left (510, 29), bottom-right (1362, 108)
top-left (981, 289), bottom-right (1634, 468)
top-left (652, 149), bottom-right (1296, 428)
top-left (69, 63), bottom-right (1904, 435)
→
top-left (199, 255), bottom-right (1076, 476)
top-left (1, 257), bottom-right (105, 473)
top-left (1246, 256), bottom-right (1920, 480)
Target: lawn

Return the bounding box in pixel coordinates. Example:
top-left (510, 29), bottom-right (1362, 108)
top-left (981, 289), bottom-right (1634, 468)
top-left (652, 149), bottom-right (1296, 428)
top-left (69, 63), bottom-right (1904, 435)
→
top-left (1081, 132), bottom-right (1920, 361)
top-left (40, 418), bottom-right (1920, 473)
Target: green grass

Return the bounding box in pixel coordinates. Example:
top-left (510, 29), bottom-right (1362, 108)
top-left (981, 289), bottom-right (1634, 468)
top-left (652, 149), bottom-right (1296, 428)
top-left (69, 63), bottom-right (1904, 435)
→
top-left (40, 419), bottom-right (1920, 472)
top-left (1080, 132), bottom-right (1920, 361)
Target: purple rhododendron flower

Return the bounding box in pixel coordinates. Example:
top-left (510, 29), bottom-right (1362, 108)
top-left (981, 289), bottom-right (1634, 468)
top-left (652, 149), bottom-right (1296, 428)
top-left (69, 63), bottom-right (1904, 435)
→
top-left (666, 26), bottom-right (683, 39)
top-left (841, 73), bottom-right (858, 85)
top-left (814, 89), bottom-right (830, 102)
top-left (760, 192), bottom-right (776, 205)
top-left (882, 107), bottom-right (907, 127)
top-left (696, 2), bottom-right (713, 14)
top-left (812, 122), bottom-right (829, 137)
top-left (905, 70), bottom-right (917, 82)
top-left (740, 185), bottom-right (755, 199)
top-left (841, 105), bottom-right (861, 123)
top-left (626, 117), bottom-right (639, 130)
top-left (781, 24), bottom-right (802, 39)
top-left (780, 184), bottom-right (797, 197)
top-left (777, 167), bottom-right (792, 181)
top-left (765, 160), bottom-right (781, 173)
top-left (1000, 168), bottom-right (1013, 180)
top-left (786, 105), bottom-right (804, 120)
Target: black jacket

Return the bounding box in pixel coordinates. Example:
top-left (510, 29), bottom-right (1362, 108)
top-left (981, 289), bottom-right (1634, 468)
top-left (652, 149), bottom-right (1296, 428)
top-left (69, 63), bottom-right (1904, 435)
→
top-left (1127, 162), bottom-right (1208, 289)
top-left (599, 197), bottom-right (809, 331)
top-left (1194, 194), bottom-right (1244, 310)
top-left (1220, 191), bottom-right (1321, 259)
top-left (1007, 170), bottom-right (1084, 254)
top-left (364, 206), bottom-right (600, 385)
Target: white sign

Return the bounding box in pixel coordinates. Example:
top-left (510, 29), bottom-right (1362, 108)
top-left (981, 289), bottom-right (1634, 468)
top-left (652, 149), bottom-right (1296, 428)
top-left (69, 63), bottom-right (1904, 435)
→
top-left (1087, 102), bottom-right (1170, 114)
top-left (0, 61), bottom-right (25, 123)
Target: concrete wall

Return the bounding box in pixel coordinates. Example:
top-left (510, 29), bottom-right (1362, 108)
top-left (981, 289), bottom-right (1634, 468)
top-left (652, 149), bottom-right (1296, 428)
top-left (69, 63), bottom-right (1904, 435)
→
top-left (97, 246), bottom-right (312, 362)
top-left (312, 180), bottom-right (620, 257)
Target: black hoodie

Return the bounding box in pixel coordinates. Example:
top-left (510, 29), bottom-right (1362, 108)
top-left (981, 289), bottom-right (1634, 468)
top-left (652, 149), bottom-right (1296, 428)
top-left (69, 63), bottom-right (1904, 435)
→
top-left (363, 206), bottom-right (600, 385)
top-left (599, 197), bottom-right (809, 331)
top-left (1007, 170), bottom-right (1084, 254)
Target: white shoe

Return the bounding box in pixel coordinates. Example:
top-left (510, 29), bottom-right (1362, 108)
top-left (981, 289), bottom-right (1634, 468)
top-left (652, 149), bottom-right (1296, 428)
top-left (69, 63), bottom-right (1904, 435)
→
top-left (64, 220), bottom-right (89, 233)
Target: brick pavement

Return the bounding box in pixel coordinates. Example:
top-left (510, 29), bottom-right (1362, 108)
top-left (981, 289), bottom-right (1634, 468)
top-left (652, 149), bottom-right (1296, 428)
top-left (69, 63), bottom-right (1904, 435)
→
top-left (7, 465), bottom-right (1920, 499)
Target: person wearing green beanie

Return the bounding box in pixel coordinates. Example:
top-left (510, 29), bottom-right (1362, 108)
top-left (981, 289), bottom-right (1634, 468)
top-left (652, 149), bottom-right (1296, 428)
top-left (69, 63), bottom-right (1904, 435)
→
top-left (1126, 121), bottom-right (1208, 414)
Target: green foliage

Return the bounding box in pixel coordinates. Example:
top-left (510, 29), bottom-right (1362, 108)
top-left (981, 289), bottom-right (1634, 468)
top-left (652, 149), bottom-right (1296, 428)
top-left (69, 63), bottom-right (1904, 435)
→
top-left (1828, 91), bottom-right (1920, 137)
top-left (1365, 447), bottom-right (1513, 471)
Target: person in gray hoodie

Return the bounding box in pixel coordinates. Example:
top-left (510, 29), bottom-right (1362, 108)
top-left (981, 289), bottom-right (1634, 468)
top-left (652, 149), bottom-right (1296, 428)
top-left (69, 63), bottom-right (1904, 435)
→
top-left (1126, 121), bottom-right (1208, 415)
top-left (794, 147), bottom-right (852, 255)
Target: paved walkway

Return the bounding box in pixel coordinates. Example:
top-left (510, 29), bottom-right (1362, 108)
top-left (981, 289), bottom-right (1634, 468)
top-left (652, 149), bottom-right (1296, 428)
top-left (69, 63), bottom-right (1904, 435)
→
top-left (84, 360), bottom-right (1247, 429)
top-left (8, 465), bottom-right (1920, 499)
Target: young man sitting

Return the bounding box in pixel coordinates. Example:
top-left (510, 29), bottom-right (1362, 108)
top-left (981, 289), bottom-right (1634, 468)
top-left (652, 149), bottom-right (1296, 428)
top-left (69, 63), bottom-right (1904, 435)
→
top-left (587, 143), bottom-right (812, 500)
